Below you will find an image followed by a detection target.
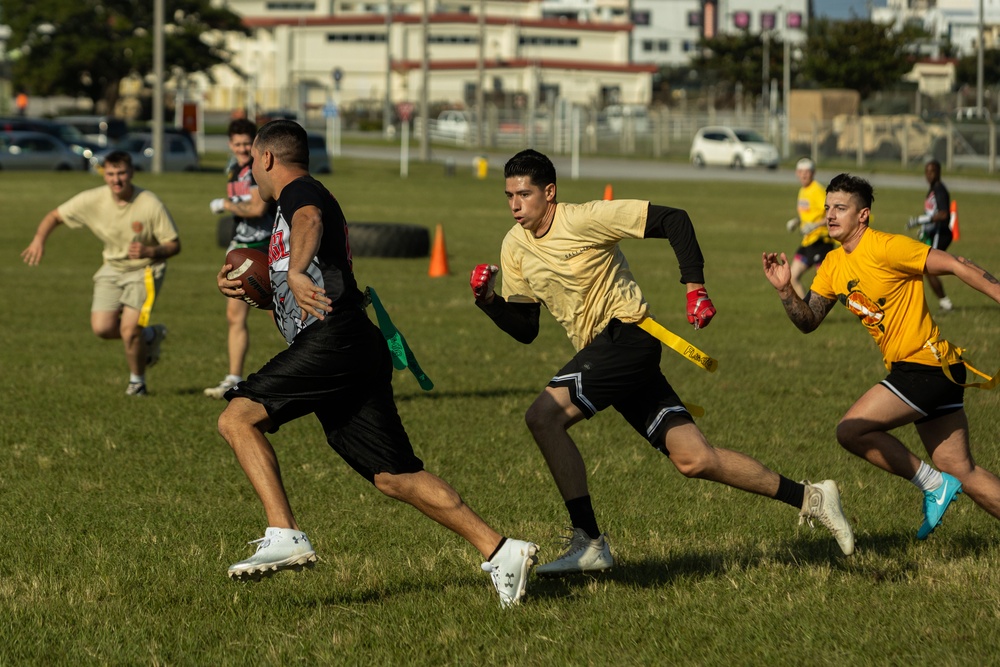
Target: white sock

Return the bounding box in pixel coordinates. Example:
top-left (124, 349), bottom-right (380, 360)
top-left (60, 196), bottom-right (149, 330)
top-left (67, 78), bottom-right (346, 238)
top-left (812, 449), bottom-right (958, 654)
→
top-left (130, 374), bottom-right (145, 384)
top-left (225, 374), bottom-right (242, 384)
top-left (911, 462), bottom-right (944, 492)
top-left (939, 297), bottom-right (953, 309)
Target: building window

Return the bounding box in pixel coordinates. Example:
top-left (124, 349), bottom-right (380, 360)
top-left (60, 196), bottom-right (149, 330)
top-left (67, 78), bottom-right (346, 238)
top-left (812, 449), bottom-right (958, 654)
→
top-left (266, 1), bottom-right (316, 8)
top-left (429, 35), bottom-right (477, 43)
top-left (632, 10), bottom-right (651, 26)
top-left (642, 40), bottom-right (654, 52)
top-left (327, 33), bottom-right (387, 42)
top-left (519, 36), bottom-right (580, 47)
top-left (786, 12), bottom-right (803, 29)
top-left (687, 11), bottom-right (701, 27)
top-left (761, 12), bottom-right (775, 30)
top-left (733, 11), bottom-right (750, 30)
top-left (658, 40), bottom-right (670, 52)
top-left (683, 40), bottom-right (698, 52)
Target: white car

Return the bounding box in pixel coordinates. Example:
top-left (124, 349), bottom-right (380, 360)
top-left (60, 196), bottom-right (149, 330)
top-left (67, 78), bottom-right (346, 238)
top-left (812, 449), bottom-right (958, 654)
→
top-left (690, 126), bottom-right (780, 169)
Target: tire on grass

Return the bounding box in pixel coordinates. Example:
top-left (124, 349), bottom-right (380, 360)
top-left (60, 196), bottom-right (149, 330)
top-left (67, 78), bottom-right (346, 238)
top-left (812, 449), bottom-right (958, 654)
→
top-left (347, 222), bottom-right (430, 258)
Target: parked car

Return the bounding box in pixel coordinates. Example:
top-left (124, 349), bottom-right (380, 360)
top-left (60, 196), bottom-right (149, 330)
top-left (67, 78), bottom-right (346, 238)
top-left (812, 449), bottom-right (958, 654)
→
top-left (690, 126), bottom-right (780, 169)
top-left (307, 131), bottom-right (332, 174)
top-left (90, 131), bottom-right (200, 172)
top-left (0, 116), bottom-right (102, 160)
top-left (59, 115), bottom-right (129, 147)
top-left (0, 130), bottom-right (89, 170)
top-left (431, 110), bottom-right (472, 141)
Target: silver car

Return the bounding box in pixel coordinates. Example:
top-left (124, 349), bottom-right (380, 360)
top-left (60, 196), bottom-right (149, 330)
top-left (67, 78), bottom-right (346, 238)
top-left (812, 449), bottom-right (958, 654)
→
top-left (0, 130), bottom-right (88, 171)
top-left (91, 132), bottom-right (200, 172)
top-left (690, 126), bottom-right (780, 169)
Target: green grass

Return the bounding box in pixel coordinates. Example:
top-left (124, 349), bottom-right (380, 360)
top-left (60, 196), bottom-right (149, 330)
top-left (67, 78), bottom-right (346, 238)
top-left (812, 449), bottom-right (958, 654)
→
top-left (2, 162), bottom-right (1000, 665)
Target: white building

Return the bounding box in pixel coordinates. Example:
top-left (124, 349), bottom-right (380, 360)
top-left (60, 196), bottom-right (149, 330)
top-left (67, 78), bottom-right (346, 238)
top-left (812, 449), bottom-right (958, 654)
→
top-left (206, 0), bottom-right (658, 114)
top-left (872, 0), bottom-right (1000, 56)
top-left (630, 0), bottom-right (810, 68)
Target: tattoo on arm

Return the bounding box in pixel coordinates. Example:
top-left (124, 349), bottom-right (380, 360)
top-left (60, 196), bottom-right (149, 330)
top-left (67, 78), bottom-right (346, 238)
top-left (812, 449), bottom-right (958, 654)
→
top-left (780, 291), bottom-right (834, 333)
top-left (959, 256), bottom-right (1000, 285)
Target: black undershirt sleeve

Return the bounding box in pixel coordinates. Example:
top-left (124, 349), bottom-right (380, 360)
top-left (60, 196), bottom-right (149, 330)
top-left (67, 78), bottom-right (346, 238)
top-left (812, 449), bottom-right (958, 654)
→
top-left (643, 204), bottom-right (706, 285)
top-left (475, 297), bottom-right (540, 344)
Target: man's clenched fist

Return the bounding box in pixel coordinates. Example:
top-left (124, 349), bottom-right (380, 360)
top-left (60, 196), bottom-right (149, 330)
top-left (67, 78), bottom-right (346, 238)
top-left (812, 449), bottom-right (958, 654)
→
top-left (470, 263), bottom-right (499, 301)
top-left (686, 287), bottom-right (716, 330)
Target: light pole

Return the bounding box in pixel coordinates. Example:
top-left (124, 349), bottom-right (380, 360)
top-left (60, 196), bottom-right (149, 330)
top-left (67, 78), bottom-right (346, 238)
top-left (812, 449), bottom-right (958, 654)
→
top-left (384, 3), bottom-right (393, 137)
top-left (976, 0), bottom-right (984, 115)
top-left (152, 0), bottom-right (164, 174)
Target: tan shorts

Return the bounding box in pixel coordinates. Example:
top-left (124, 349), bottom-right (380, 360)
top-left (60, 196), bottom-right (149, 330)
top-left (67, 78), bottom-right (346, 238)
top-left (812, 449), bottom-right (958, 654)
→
top-left (92, 263), bottom-right (166, 313)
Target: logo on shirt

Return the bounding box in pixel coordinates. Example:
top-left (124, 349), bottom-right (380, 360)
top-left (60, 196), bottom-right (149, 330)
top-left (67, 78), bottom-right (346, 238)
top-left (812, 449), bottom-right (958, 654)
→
top-left (839, 279), bottom-right (885, 333)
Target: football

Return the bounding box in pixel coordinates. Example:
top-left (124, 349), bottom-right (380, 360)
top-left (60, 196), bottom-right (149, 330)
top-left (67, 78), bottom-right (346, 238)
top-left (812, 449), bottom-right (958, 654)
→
top-left (226, 247), bottom-right (273, 309)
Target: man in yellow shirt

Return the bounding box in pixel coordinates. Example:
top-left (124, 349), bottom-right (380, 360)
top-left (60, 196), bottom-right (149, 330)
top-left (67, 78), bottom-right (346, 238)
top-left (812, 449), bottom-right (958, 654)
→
top-left (22, 151), bottom-right (181, 396)
top-left (785, 158), bottom-right (835, 298)
top-left (470, 149), bottom-right (854, 577)
top-left (763, 173), bottom-right (1000, 540)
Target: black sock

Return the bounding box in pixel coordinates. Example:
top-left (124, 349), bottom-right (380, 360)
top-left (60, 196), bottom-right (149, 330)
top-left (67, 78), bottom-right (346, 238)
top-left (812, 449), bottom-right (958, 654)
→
top-left (487, 536), bottom-right (507, 561)
top-left (566, 495), bottom-right (601, 539)
top-left (775, 476), bottom-right (805, 509)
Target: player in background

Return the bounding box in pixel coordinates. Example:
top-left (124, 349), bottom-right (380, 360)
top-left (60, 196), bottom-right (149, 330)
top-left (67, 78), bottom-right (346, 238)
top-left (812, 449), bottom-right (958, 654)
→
top-left (764, 173), bottom-right (1000, 540)
top-left (214, 120), bottom-right (538, 607)
top-left (21, 151), bottom-right (180, 396)
top-left (785, 158), bottom-right (836, 298)
top-left (470, 148), bottom-right (854, 578)
top-left (205, 119), bottom-right (279, 399)
top-left (906, 159), bottom-right (954, 313)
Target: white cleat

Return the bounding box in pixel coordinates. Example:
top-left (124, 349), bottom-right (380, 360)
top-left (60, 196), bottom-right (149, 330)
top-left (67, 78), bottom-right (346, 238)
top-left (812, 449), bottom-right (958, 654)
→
top-left (228, 527), bottom-right (317, 581)
top-left (534, 528), bottom-right (614, 577)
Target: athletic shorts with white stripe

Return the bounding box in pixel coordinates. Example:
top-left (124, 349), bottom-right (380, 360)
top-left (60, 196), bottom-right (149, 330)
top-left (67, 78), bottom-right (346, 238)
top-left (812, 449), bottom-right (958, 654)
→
top-left (881, 361), bottom-right (966, 424)
top-left (547, 318), bottom-right (691, 452)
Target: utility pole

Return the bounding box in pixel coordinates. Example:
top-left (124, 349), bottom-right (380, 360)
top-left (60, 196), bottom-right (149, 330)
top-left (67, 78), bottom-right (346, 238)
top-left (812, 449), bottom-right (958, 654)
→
top-left (152, 0), bottom-right (164, 173)
top-left (420, 0), bottom-right (430, 162)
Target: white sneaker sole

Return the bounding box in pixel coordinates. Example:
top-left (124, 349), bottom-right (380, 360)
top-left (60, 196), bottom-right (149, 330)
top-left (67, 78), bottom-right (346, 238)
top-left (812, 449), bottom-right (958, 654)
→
top-left (535, 560), bottom-right (613, 578)
top-left (228, 552), bottom-right (318, 581)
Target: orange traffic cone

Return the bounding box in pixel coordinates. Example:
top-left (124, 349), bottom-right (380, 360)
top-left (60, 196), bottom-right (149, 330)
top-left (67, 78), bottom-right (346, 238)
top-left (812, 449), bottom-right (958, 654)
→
top-left (428, 224), bottom-right (450, 277)
top-left (949, 200), bottom-right (960, 241)
top-left (603, 184), bottom-right (614, 200)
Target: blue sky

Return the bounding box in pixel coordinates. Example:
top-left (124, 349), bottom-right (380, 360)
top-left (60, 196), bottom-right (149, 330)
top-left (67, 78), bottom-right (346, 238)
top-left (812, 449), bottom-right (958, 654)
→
top-left (814, 0), bottom-right (886, 19)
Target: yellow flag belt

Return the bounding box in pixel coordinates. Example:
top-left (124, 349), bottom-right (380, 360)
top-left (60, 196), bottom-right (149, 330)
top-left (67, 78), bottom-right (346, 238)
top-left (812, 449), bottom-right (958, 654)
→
top-left (926, 339), bottom-right (1000, 390)
top-left (637, 317), bottom-right (719, 418)
top-left (637, 317), bottom-right (719, 373)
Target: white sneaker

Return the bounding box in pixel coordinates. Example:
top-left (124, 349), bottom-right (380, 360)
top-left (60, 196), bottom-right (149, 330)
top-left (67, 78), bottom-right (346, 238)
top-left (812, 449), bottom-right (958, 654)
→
top-left (228, 527), bottom-right (317, 580)
top-left (481, 538), bottom-right (538, 608)
top-left (204, 377), bottom-right (239, 399)
top-left (939, 297), bottom-right (954, 313)
top-left (145, 324), bottom-right (168, 367)
top-left (800, 480), bottom-right (855, 556)
top-left (534, 528), bottom-right (613, 577)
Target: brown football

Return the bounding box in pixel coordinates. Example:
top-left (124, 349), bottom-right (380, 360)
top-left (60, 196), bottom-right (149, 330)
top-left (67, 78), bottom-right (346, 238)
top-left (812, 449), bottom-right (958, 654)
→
top-left (226, 247), bottom-right (273, 309)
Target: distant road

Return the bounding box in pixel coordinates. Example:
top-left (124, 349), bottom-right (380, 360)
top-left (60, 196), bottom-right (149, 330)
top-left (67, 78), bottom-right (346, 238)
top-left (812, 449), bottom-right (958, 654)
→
top-left (204, 134), bottom-right (998, 195)
top-left (338, 143), bottom-right (1000, 196)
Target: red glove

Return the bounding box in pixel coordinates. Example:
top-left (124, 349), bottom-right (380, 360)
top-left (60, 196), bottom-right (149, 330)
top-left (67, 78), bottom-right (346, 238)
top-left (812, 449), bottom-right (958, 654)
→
top-left (470, 263), bottom-right (499, 301)
top-left (686, 288), bottom-right (716, 330)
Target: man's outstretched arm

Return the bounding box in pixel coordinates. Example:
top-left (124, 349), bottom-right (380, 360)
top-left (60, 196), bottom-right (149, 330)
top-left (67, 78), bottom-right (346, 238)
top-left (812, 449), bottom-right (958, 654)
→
top-left (926, 250), bottom-right (1000, 305)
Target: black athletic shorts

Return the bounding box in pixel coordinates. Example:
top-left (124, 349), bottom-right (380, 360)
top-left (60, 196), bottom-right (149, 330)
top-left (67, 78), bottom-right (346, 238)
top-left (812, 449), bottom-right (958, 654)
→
top-left (881, 361), bottom-right (966, 424)
top-left (548, 318), bottom-right (690, 451)
top-left (225, 307), bottom-right (424, 482)
top-left (795, 239), bottom-right (836, 268)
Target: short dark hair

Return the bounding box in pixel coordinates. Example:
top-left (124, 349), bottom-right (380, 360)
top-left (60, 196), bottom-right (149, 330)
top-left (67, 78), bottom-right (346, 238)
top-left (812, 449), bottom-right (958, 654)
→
top-left (103, 150), bottom-right (133, 170)
top-left (255, 119), bottom-right (309, 169)
top-left (504, 149), bottom-right (556, 188)
top-left (827, 173), bottom-right (874, 211)
top-left (227, 118), bottom-right (257, 139)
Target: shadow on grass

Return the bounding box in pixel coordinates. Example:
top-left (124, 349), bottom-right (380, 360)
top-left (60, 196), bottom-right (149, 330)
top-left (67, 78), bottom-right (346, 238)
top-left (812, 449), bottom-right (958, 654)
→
top-left (394, 387), bottom-right (540, 402)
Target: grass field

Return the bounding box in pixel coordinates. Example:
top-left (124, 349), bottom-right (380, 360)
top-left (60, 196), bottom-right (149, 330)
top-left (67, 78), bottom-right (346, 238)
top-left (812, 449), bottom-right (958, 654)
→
top-left (2, 159), bottom-right (1000, 665)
